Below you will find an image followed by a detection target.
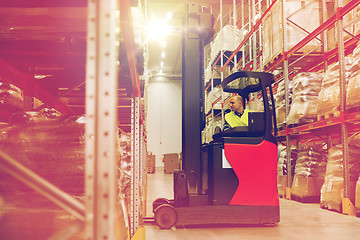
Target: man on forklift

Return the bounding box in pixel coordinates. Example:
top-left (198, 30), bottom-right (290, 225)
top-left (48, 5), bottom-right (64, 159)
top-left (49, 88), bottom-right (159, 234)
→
top-left (224, 95), bottom-right (249, 130)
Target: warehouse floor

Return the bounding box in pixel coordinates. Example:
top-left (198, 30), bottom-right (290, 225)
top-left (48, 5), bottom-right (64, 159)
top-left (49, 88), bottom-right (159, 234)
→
top-left (144, 168), bottom-right (360, 240)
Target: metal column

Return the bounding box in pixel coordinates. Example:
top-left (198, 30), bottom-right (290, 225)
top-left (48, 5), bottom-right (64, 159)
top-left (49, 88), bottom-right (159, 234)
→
top-left (85, 0), bottom-right (122, 239)
top-left (131, 97), bottom-right (141, 236)
top-left (281, 0), bottom-right (293, 194)
top-left (336, 0), bottom-right (351, 209)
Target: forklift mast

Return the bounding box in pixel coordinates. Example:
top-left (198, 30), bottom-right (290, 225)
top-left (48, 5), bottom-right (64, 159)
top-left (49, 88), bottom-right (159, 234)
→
top-left (181, 2), bottom-right (213, 195)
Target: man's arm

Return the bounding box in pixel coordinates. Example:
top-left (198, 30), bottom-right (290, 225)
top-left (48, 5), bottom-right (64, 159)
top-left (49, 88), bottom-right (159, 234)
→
top-left (223, 119), bottom-right (231, 131)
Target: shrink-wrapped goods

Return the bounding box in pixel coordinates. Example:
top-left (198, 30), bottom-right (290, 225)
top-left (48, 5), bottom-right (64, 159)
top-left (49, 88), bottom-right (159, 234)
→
top-left (347, 43), bottom-right (360, 109)
top-left (0, 113), bottom-right (86, 208)
top-left (294, 145), bottom-right (327, 178)
top-left (317, 57), bottom-right (353, 119)
top-left (263, 0), bottom-right (321, 66)
top-left (291, 144), bottom-right (327, 200)
top-left (202, 116), bottom-right (222, 144)
top-left (0, 82), bottom-right (23, 110)
top-left (287, 72), bottom-right (322, 125)
top-left (205, 86), bottom-right (231, 114)
top-left (356, 176), bottom-right (360, 208)
top-left (210, 25), bottom-right (243, 63)
top-left (274, 79), bottom-right (292, 126)
top-left (204, 64), bottom-right (231, 85)
top-left (277, 144), bottom-right (297, 197)
top-left (320, 133), bottom-right (360, 212)
top-left (346, 71), bottom-right (360, 109)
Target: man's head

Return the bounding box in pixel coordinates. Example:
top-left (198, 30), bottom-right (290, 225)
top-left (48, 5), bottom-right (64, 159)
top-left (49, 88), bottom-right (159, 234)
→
top-left (229, 95), bottom-right (244, 114)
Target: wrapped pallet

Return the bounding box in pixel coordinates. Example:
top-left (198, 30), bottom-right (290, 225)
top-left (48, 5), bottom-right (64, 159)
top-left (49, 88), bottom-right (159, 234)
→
top-left (205, 86), bottom-right (231, 114)
top-left (291, 144), bottom-right (327, 201)
top-left (356, 175), bottom-right (360, 209)
top-left (346, 71), bottom-right (360, 109)
top-left (274, 79), bottom-right (292, 126)
top-left (287, 72), bottom-right (322, 125)
top-left (0, 113), bottom-right (86, 203)
top-left (317, 57), bottom-right (353, 120)
top-left (320, 133), bottom-right (360, 212)
top-left (210, 25), bottom-right (243, 63)
top-left (263, 0), bottom-right (321, 66)
top-left (277, 144), bottom-right (297, 197)
top-left (0, 82), bottom-right (23, 111)
top-left (347, 43), bottom-right (360, 110)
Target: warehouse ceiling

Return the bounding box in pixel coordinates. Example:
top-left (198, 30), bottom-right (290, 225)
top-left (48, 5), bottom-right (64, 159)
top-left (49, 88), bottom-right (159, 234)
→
top-left (146, 0), bottom-right (223, 77)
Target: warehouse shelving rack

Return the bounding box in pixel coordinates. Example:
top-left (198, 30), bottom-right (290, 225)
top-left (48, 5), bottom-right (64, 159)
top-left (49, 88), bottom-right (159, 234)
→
top-left (0, 0), bottom-right (146, 239)
top-left (207, 0), bottom-right (360, 215)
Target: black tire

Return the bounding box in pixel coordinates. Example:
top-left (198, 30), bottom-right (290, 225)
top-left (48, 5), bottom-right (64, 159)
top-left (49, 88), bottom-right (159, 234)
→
top-left (152, 198), bottom-right (170, 213)
top-left (154, 204), bottom-right (177, 229)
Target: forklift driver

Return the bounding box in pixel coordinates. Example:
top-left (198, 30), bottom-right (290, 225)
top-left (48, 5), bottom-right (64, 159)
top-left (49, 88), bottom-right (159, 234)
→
top-left (223, 95), bottom-right (249, 131)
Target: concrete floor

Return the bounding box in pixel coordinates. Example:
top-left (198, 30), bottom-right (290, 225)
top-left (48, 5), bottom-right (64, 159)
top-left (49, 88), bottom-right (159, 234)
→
top-left (144, 168), bottom-right (360, 240)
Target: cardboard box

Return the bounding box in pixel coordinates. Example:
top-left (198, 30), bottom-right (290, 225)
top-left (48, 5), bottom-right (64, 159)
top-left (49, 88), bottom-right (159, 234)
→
top-left (146, 154), bottom-right (155, 173)
top-left (291, 174), bottom-right (324, 198)
top-left (163, 153), bottom-right (179, 174)
top-left (277, 175), bottom-right (288, 197)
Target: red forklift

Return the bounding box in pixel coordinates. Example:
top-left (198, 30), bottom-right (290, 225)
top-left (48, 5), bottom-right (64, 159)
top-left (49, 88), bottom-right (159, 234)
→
top-left (152, 71), bottom-right (280, 228)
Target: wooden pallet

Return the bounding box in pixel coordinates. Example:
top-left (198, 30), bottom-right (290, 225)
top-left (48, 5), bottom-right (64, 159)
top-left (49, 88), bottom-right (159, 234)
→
top-left (264, 53), bottom-right (283, 70)
top-left (277, 123), bottom-right (286, 131)
top-left (291, 194), bottom-right (320, 204)
top-left (317, 111), bottom-right (340, 121)
top-left (320, 203), bottom-right (342, 213)
top-left (347, 106), bottom-right (360, 114)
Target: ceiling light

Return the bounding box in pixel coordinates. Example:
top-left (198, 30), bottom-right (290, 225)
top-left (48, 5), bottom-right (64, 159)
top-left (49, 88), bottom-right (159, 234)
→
top-left (160, 61), bottom-right (164, 67)
top-left (145, 19), bottom-right (171, 42)
top-left (161, 52), bottom-right (165, 58)
top-left (166, 12), bottom-right (173, 21)
top-left (163, 41), bottom-right (167, 48)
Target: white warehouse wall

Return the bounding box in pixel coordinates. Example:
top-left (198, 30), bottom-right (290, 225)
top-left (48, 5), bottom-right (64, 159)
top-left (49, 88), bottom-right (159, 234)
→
top-left (146, 76), bottom-right (182, 167)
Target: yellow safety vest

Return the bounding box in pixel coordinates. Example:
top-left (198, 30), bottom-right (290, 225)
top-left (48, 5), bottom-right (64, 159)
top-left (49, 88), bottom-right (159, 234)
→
top-left (225, 109), bottom-right (249, 128)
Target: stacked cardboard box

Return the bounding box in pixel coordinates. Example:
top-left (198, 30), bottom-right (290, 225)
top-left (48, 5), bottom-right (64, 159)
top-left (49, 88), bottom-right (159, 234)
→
top-left (146, 153), bottom-right (155, 173)
top-left (320, 133), bottom-right (360, 212)
top-left (163, 153), bottom-right (180, 174)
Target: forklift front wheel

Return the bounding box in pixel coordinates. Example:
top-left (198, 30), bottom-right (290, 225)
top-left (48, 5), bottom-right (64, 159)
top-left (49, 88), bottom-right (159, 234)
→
top-left (154, 204), bottom-right (177, 229)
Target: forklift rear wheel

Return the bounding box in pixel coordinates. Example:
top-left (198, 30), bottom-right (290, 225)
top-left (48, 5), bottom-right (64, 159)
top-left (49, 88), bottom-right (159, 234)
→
top-left (154, 204), bottom-right (177, 229)
top-left (152, 198), bottom-right (171, 213)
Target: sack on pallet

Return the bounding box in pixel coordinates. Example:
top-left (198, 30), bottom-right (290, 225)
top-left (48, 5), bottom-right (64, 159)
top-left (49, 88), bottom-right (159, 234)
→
top-left (320, 141), bottom-right (360, 212)
top-left (356, 175), bottom-right (360, 209)
top-left (317, 58), bottom-right (353, 118)
top-left (346, 71), bottom-right (360, 109)
top-left (291, 144), bottom-right (327, 200)
top-left (274, 79), bottom-right (292, 125)
top-left (277, 144), bottom-right (297, 197)
top-left (294, 144), bottom-right (327, 177)
top-left (287, 72), bottom-right (322, 125)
